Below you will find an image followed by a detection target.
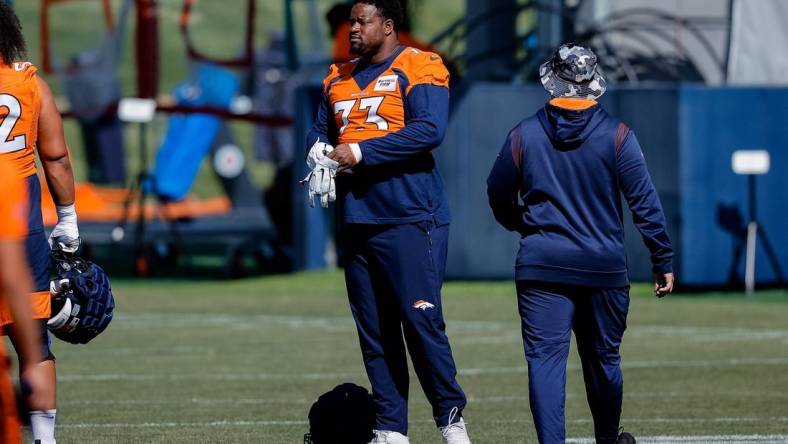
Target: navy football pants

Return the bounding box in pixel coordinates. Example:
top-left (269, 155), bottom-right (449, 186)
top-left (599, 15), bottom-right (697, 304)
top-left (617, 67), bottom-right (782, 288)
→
top-left (516, 281), bottom-right (629, 444)
top-left (343, 221), bottom-right (466, 434)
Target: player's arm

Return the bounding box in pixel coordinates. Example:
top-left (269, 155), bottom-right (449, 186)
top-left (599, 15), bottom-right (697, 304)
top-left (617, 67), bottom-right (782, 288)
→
top-left (616, 130), bottom-right (674, 295)
top-left (36, 76), bottom-right (80, 252)
top-left (487, 126), bottom-right (526, 233)
top-left (306, 94), bottom-right (333, 148)
top-left (36, 76), bottom-right (74, 206)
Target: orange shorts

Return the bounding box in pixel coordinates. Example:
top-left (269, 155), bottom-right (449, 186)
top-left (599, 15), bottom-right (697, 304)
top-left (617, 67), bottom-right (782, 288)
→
top-left (0, 291), bottom-right (51, 327)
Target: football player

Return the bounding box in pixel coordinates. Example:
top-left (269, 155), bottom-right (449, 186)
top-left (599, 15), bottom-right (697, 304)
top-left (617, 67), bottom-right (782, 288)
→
top-left (305, 1), bottom-right (471, 443)
top-left (0, 158), bottom-right (47, 443)
top-left (0, 4), bottom-right (80, 443)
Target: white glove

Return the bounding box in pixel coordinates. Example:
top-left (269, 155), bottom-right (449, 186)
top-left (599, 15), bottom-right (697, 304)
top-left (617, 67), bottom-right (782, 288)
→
top-left (302, 139), bottom-right (339, 208)
top-left (306, 139), bottom-right (339, 170)
top-left (48, 204), bottom-right (81, 253)
top-left (304, 166), bottom-right (336, 208)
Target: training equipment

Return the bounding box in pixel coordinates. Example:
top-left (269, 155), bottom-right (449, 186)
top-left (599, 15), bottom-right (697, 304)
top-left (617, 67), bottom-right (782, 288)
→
top-left (304, 383), bottom-right (375, 444)
top-left (47, 252), bottom-right (115, 344)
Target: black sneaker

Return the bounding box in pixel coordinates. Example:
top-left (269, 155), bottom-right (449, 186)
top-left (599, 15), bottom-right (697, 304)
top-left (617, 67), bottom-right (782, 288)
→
top-left (617, 431), bottom-right (636, 444)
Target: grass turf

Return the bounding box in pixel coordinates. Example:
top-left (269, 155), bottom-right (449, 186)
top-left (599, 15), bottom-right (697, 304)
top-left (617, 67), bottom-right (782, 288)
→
top-left (27, 272), bottom-right (788, 443)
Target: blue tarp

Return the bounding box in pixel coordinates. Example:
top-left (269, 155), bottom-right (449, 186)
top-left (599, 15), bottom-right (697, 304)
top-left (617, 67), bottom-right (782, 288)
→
top-left (152, 64), bottom-right (239, 201)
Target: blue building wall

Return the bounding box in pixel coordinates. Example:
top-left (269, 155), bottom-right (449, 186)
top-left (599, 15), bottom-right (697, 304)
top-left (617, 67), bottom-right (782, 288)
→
top-left (679, 87), bottom-right (788, 286)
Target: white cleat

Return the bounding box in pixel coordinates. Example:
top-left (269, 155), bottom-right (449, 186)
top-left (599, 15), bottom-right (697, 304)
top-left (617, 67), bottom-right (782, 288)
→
top-left (368, 430), bottom-right (410, 444)
top-left (440, 407), bottom-right (471, 444)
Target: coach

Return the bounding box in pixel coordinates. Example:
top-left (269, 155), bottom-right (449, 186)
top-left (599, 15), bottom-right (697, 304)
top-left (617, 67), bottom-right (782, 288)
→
top-left (486, 43), bottom-right (674, 444)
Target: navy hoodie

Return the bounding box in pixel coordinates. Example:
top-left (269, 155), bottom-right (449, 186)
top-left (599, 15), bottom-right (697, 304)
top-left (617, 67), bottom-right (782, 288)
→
top-left (486, 100), bottom-right (673, 287)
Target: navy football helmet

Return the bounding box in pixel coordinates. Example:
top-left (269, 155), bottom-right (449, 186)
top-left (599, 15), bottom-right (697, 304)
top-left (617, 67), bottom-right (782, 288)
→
top-left (47, 252), bottom-right (115, 344)
top-left (304, 383), bottom-right (375, 444)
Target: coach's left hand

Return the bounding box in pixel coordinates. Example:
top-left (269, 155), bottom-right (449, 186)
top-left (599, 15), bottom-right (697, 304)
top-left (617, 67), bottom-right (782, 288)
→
top-left (654, 272), bottom-right (674, 298)
top-left (328, 144), bottom-right (359, 171)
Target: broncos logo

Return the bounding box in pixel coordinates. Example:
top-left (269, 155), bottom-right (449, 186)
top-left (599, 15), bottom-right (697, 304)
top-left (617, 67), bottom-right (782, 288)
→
top-left (412, 300), bottom-right (435, 311)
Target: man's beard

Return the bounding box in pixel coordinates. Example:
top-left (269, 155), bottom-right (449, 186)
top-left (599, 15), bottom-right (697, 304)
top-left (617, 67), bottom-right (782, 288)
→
top-left (349, 41), bottom-right (367, 55)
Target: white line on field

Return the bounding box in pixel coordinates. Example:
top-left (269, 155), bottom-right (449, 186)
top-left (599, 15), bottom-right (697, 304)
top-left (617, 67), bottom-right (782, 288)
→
top-left (112, 313), bottom-right (788, 342)
top-left (567, 435), bottom-right (788, 444)
top-left (57, 420), bottom-right (308, 429)
top-left (55, 418), bottom-right (788, 429)
top-left (458, 356), bottom-right (788, 376)
top-left (60, 398), bottom-right (312, 406)
top-left (482, 418), bottom-right (788, 425)
top-left (466, 390), bottom-right (788, 402)
top-left (59, 389), bottom-right (788, 407)
top-left (55, 356), bottom-right (788, 382)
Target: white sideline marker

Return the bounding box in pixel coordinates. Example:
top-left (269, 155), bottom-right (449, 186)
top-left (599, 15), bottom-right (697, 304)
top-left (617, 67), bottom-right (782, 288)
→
top-left (568, 435), bottom-right (788, 444)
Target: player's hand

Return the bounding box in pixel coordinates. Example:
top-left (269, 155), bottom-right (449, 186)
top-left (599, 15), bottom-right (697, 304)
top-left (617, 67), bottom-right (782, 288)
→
top-left (653, 272), bottom-right (674, 298)
top-left (20, 364), bottom-right (48, 411)
top-left (306, 139), bottom-right (338, 170)
top-left (328, 144), bottom-right (359, 171)
top-left (48, 204), bottom-right (80, 253)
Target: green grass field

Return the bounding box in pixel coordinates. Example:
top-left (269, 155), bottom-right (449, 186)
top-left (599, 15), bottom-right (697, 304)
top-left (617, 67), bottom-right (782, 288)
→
top-left (30, 272), bottom-right (788, 443)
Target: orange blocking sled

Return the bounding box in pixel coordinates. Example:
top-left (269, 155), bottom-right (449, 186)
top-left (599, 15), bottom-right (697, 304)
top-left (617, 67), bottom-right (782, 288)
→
top-left (37, 175), bottom-right (232, 227)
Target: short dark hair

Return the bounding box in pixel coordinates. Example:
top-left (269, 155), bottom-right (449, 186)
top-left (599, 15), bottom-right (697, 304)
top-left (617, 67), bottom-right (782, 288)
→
top-left (353, 0), bottom-right (404, 31)
top-left (0, 2), bottom-right (26, 64)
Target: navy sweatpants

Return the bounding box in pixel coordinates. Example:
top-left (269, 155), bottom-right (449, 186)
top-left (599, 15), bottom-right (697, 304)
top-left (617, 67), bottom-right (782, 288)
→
top-left (343, 221), bottom-right (466, 434)
top-left (516, 281), bottom-right (629, 444)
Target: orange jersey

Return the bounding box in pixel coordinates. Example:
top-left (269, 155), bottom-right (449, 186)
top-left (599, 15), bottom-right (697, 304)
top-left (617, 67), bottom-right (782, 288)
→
top-left (0, 62), bottom-right (41, 178)
top-left (322, 46), bottom-right (450, 146)
top-left (0, 159), bottom-right (28, 241)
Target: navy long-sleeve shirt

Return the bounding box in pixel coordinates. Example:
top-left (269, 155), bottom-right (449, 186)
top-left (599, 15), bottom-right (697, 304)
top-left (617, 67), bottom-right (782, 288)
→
top-left (307, 46), bottom-right (451, 225)
top-left (486, 100), bottom-right (673, 287)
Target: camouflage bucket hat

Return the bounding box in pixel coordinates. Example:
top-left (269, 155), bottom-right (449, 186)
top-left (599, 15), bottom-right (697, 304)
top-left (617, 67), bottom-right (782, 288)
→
top-left (539, 43), bottom-right (607, 99)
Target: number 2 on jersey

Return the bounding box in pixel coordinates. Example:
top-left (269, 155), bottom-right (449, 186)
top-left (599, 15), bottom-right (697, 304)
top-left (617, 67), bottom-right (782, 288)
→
top-left (0, 94), bottom-right (26, 153)
top-left (334, 96), bottom-right (389, 134)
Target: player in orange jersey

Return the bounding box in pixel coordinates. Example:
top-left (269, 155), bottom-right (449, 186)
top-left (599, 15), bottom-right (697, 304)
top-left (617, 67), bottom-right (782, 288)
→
top-left (0, 4), bottom-right (80, 443)
top-left (306, 1), bottom-right (471, 443)
top-left (0, 158), bottom-right (48, 443)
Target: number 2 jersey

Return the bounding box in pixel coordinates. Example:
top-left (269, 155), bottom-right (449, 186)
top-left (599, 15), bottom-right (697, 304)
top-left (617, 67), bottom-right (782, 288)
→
top-left (308, 46), bottom-right (451, 225)
top-left (0, 62), bottom-right (40, 178)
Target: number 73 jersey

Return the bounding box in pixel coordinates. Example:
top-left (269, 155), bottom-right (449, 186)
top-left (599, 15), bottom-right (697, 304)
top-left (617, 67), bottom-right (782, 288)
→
top-left (0, 63), bottom-right (41, 178)
top-left (322, 47), bottom-right (450, 145)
